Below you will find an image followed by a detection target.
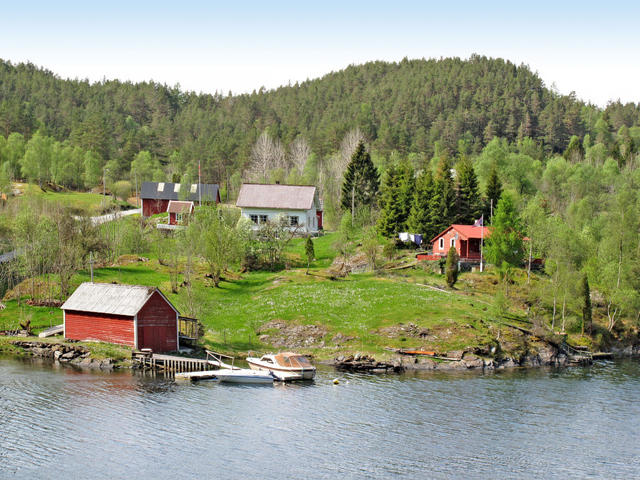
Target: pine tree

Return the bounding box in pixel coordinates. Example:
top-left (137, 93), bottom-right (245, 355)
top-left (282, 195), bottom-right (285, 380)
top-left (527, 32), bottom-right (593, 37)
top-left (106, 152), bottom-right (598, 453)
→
top-left (305, 236), bottom-right (315, 275)
top-left (455, 156), bottom-right (482, 224)
top-left (429, 156), bottom-right (456, 236)
top-left (377, 164), bottom-right (401, 237)
top-left (407, 170), bottom-right (434, 235)
top-left (341, 141), bottom-right (380, 217)
top-left (581, 274), bottom-right (592, 335)
top-left (563, 135), bottom-right (584, 163)
top-left (445, 247), bottom-right (459, 287)
top-left (484, 164), bottom-right (502, 223)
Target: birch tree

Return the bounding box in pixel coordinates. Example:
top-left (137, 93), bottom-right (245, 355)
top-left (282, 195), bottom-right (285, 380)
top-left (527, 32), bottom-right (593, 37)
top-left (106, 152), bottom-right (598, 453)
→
top-left (248, 131), bottom-right (285, 183)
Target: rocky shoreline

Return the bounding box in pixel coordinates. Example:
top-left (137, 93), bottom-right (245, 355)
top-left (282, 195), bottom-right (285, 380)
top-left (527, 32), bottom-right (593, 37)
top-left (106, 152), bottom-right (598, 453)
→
top-left (10, 341), bottom-right (118, 370)
top-left (333, 344), bottom-right (605, 372)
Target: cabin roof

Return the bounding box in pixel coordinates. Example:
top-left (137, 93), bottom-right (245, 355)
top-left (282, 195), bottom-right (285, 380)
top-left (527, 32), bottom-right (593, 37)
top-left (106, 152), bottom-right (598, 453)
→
top-left (61, 282), bottom-right (177, 317)
top-left (167, 200), bottom-right (194, 214)
top-left (140, 182), bottom-right (219, 202)
top-left (430, 224), bottom-right (492, 243)
top-left (236, 184), bottom-right (316, 210)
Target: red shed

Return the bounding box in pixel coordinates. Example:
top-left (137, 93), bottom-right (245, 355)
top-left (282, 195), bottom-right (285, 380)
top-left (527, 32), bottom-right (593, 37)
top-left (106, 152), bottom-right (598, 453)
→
top-left (428, 224), bottom-right (492, 261)
top-left (167, 200), bottom-right (194, 225)
top-left (61, 283), bottom-right (180, 352)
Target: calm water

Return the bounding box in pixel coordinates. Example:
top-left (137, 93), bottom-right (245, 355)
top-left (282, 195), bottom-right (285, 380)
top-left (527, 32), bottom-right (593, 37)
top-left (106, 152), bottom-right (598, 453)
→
top-left (1, 358), bottom-right (639, 479)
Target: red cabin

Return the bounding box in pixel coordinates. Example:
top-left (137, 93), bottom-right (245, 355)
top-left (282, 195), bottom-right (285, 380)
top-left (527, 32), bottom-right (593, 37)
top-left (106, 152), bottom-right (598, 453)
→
top-left (141, 181), bottom-right (220, 217)
top-left (428, 224), bottom-right (492, 261)
top-left (61, 283), bottom-right (180, 353)
top-left (167, 200), bottom-right (194, 225)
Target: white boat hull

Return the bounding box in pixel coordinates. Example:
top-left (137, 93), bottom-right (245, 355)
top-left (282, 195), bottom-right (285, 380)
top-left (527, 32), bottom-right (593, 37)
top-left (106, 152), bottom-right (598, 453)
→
top-left (246, 359), bottom-right (316, 380)
top-left (213, 368), bottom-right (274, 384)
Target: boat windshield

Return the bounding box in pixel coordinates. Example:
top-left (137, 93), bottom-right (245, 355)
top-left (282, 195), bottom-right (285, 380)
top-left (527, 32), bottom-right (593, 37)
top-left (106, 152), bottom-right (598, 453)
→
top-left (275, 353), bottom-right (312, 367)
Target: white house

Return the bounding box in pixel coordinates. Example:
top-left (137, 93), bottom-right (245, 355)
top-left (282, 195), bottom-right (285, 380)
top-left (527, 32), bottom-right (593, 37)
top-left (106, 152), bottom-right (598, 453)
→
top-left (236, 183), bottom-right (323, 233)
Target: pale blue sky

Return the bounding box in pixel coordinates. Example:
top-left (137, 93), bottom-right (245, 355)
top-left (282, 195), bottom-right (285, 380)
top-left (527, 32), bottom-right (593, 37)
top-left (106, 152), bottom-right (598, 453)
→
top-left (1, 1), bottom-right (638, 106)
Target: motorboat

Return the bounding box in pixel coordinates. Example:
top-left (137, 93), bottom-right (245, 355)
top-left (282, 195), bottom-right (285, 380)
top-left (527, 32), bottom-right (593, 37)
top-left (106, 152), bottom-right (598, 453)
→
top-left (246, 352), bottom-right (316, 380)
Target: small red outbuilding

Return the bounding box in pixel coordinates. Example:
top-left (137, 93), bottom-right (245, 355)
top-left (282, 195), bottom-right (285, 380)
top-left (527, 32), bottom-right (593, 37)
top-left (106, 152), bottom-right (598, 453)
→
top-left (61, 283), bottom-right (180, 353)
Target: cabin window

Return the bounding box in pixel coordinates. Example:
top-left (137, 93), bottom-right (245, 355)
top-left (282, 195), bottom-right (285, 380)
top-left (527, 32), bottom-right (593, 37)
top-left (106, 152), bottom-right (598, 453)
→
top-left (176, 213), bottom-right (183, 223)
top-left (157, 182), bottom-right (165, 192)
top-left (174, 183), bottom-right (181, 193)
top-left (450, 238), bottom-right (456, 248)
top-left (259, 214), bottom-right (268, 224)
top-left (250, 215), bottom-right (259, 224)
top-left (289, 216), bottom-right (299, 226)
top-left (190, 183), bottom-right (198, 193)
top-left (439, 238), bottom-right (444, 250)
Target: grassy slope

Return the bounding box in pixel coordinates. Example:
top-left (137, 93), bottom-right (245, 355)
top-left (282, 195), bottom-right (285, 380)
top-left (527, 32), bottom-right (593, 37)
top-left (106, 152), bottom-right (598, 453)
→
top-left (1, 232), bottom-right (523, 360)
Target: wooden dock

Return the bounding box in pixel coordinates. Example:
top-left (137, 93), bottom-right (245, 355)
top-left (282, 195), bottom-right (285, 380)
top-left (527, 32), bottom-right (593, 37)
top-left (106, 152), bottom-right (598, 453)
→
top-left (175, 370), bottom-right (220, 381)
top-left (133, 351), bottom-right (215, 373)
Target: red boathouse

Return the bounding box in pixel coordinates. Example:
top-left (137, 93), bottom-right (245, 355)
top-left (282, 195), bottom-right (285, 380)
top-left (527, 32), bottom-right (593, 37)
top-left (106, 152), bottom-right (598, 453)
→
top-left (61, 283), bottom-right (180, 352)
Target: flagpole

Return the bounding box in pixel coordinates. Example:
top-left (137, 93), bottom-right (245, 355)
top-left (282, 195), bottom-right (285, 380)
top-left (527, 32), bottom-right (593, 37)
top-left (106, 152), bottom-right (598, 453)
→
top-left (480, 215), bottom-right (484, 273)
top-left (198, 160), bottom-right (202, 206)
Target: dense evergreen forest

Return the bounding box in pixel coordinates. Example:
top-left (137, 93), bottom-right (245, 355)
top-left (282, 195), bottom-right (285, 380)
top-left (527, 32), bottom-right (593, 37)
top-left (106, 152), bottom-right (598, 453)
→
top-left (2, 54), bottom-right (639, 196)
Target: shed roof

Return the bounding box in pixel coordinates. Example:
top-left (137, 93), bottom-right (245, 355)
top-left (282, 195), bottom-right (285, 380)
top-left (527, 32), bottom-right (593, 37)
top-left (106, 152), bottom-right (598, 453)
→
top-left (140, 182), bottom-right (219, 202)
top-left (61, 283), bottom-right (178, 317)
top-left (430, 224), bottom-right (492, 243)
top-left (236, 184), bottom-right (317, 210)
top-left (167, 200), bottom-right (194, 214)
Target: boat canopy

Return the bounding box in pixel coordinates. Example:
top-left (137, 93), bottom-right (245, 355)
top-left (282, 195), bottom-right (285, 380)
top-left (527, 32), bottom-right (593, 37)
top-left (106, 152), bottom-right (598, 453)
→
top-left (274, 353), bottom-right (313, 368)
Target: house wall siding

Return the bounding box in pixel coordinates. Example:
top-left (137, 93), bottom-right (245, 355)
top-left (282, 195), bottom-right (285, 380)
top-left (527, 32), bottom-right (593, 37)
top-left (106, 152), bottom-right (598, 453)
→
top-left (240, 207), bottom-right (318, 232)
top-left (137, 291), bottom-right (178, 352)
top-left (142, 198), bottom-right (169, 217)
top-left (65, 311), bottom-right (135, 347)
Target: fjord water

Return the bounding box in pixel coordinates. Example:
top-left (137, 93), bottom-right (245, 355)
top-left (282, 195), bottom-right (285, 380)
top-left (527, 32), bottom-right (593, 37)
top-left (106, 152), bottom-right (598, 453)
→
top-left (1, 358), bottom-right (639, 479)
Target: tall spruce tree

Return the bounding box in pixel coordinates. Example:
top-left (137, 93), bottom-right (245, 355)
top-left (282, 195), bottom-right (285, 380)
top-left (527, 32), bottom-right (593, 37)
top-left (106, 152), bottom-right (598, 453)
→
top-left (455, 156), bottom-right (482, 224)
top-left (581, 274), bottom-right (592, 335)
top-left (429, 156), bottom-right (456, 236)
top-left (377, 160), bottom-right (415, 237)
top-left (407, 170), bottom-right (434, 235)
top-left (377, 164), bottom-right (401, 237)
top-left (484, 164), bottom-right (502, 223)
top-left (341, 141), bottom-right (380, 217)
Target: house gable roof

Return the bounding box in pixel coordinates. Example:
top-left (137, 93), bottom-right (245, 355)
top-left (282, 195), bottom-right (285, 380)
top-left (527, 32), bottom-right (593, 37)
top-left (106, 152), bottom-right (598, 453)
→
top-left (430, 224), bottom-right (492, 243)
top-left (236, 184), bottom-right (317, 210)
top-left (167, 200), bottom-right (194, 214)
top-left (140, 182), bottom-right (219, 202)
top-left (61, 282), bottom-right (179, 317)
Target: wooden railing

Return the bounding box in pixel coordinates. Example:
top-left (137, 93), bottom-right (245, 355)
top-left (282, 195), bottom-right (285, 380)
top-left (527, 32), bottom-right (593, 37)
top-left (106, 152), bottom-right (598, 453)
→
top-left (178, 316), bottom-right (199, 340)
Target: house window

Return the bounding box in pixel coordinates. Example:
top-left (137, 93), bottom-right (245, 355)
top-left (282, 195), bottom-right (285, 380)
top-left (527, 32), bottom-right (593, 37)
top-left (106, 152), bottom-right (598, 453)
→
top-left (250, 214), bottom-right (258, 224)
top-left (289, 216), bottom-right (299, 226)
top-left (259, 214), bottom-right (268, 224)
top-left (176, 213), bottom-right (183, 224)
top-left (439, 238), bottom-right (444, 250)
top-left (450, 238), bottom-right (456, 248)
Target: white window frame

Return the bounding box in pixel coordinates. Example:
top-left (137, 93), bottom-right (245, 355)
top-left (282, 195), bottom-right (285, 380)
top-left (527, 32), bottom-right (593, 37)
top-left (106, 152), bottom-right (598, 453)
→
top-left (250, 214), bottom-right (259, 224)
top-left (289, 215), bottom-right (299, 226)
top-left (259, 214), bottom-right (268, 224)
top-left (450, 238), bottom-right (456, 248)
top-left (439, 238), bottom-right (444, 250)
top-left (176, 213), bottom-right (183, 224)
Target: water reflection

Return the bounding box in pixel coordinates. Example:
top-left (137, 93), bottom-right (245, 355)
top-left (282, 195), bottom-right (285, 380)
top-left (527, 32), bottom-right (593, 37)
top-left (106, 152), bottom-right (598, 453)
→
top-left (1, 356), bottom-right (639, 479)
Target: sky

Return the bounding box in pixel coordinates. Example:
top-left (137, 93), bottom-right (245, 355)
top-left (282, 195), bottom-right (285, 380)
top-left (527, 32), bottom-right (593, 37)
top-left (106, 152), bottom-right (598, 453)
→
top-left (1, 1), bottom-right (638, 107)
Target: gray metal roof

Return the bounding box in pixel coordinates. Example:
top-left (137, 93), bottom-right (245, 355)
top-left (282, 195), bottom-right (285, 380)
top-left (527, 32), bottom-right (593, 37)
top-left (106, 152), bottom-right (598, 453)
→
top-left (236, 184), bottom-right (317, 210)
top-left (61, 283), bottom-right (175, 317)
top-left (140, 182), bottom-right (219, 202)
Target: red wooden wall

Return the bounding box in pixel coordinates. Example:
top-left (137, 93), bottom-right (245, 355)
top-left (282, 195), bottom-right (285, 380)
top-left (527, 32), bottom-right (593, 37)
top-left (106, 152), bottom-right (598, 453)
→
top-left (142, 198), bottom-right (169, 217)
top-left (136, 291), bottom-right (178, 352)
top-left (65, 311), bottom-right (135, 347)
top-left (432, 229), bottom-right (461, 258)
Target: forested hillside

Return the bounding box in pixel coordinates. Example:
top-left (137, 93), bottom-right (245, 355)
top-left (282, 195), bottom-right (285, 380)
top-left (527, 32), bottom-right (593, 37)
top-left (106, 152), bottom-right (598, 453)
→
top-left (1, 54), bottom-right (639, 194)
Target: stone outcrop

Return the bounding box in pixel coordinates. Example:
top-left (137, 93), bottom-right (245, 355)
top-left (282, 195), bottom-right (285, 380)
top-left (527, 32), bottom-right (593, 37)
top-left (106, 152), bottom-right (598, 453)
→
top-left (11, 341), bottom-right (115, 369)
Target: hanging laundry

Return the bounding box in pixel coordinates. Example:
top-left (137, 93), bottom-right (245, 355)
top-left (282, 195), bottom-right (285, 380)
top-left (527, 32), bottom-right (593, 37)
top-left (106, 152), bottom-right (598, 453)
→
top-left (413, 234), bottom-right (423, 246)
top-left (399, 232), bottom-right (410, 242)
